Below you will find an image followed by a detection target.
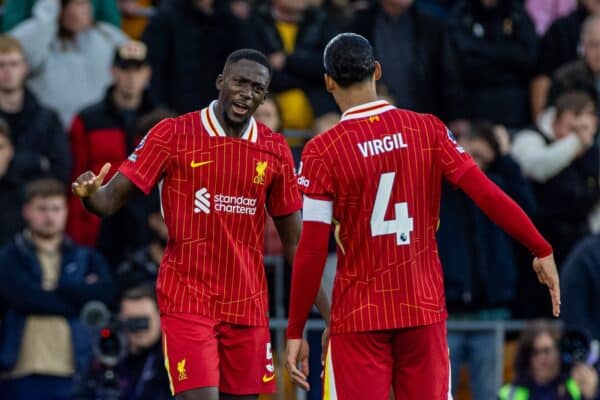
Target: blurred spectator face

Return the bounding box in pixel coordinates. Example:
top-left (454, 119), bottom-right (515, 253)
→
top-left (120, 296), bottom-right (161, 354)
top-left (381, 0), bottom-right (414, 14)
top-left (192, 0), bottom-right (214, 13)
top-left (462, 136), bottom-right (495, 170)
top-left (530, 332), bottom-right (561, 385)
top-left (583, 19), bottom-right (600, 72)
top-left (274, 0), bottom-right (309, 14)
top-left (23, 195), bottom-right (68, 238)
top-left (112, 65), bottom-right (151, 100)
top-left (255, 98), bottom-right (282, 132)
top-left (480, 0), bottom-right (499, 7)
top-left (0, 133), bottom-right (13, 178)
top-left (553, 110), bottom-right (598, 140)
top-left (582, 0), bottom-right (600, 15)
top-left (60, 0), bottom-right (93, 35)
top-left (0, 50), bottom-right (27, 92)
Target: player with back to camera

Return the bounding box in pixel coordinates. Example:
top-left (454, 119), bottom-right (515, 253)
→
top-left (285, 33), bottom-right (560, 400)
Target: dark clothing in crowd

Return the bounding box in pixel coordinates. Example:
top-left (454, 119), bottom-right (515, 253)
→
top-left (561, 235), bottom-right (600, 340)
top-left (143, 0), bottom-right (252, 113)
top-left (0, 90), bottom-right (70, 183)
top-left (115, 246), bottom-right (160, 294)
top-left (438, 155), bottom-right (535, 312)
top-left (447, 0), bottom-right (538, 127)
top-left (528, 129), bottom-right (599, 265)
top-left (537, 6), bottom-right (587, 78)
top-left (68, 86), bottom-right (158, 264)
top-left (350, 3), bottom-right (462, 120)
top-left (250, 5), bottom-right (338, 117)
top-left (0, 170), bottom-right (24, 245)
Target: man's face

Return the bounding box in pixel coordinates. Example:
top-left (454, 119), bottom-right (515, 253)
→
top-left (0, 51), bottom-right (27, 92)
top-left (381, 0), bottom-right (414, 12)
top-left (23, 196), bottom-right (68, 238)
top-left (274, 0), bottom-right (308, 14)
top-left (120, 297), bottom-right (161, 354)
top-left (583, 0), bottom-right (600, 15)
top-left (254, 98), bottom-right (281, 132)
top-left (216, 59), bottom-right (270, 126)
top-left (583, 21), bottom-right (600, 72)
top-left (112, 65), bottom-right (151, 100)
top-left (554, 110), bottom-right (598, 139)
top-left (0, 135), bottom-right (14, 178)
top-left (60, 0), bottom-right (93, 34)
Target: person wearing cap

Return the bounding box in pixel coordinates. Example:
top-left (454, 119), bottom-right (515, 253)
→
top-left (67, 40), bottom-right (159, 257)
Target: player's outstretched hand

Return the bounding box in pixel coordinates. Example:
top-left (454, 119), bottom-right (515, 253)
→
top-left (285, 338), bottom-right (310, 391)
top-left (532, 254), bottom-right (561, 317)
top-left (72, 163), bottom-right (111, 198)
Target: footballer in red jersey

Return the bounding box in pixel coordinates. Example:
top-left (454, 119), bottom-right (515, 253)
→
top-left (285, 34), bottom-right (561, 400)
top-left (72, 50), bottom-right (326, 400)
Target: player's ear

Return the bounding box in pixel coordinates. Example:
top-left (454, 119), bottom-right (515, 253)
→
top-left (373, 61), bottom-right (382, 82)
top-left (216, 74), bottom-right (224, 91)
top-left (261, 91), bottom-right (268, 104)
top-left (324, 74), bottom-right (336, 93)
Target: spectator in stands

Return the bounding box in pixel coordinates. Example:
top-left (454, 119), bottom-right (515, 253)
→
top-left (547, 15), bottom-right (600, 109)
top-left (447, 0), bottom-right (538, 128)
top-left (0, 35), bottom-right (70, 183)
top-left (119, 0), bottom-right (156, 39)
top-left (525, 0), bottom-right (576, 36)
top-left (255, 95), bottom-right (283, 133)
top-left (499, 320), bottom-right (599, 400)
top-left (561, 234), bottom-right (600, 340)
top-left (437, 121), bottom-right (535, 400)
top-left (10, 0), bottom-right (127, 128)
top-left (531, 0), bottom-right (600, 120)
top-left (0, 119), bottom-right (24, 245)
top-left (114, 194), bottom-right (164, 293)
top-left (77, 285), bottom-right (172, 400)
top-left (2, 0), bottom-right (121, 32)
top-left (0, 178), bottom-right (115, 399)
top-left (142, 0), bottom-right (251, 114)
top-left (67, 40), bottom-right (156, 251)
top-left (251, 0), bottom-right (337, 131)
top-left (512, 91), bottom-right (599, 265)
top-left (349, 0), bottom-right (462, 121)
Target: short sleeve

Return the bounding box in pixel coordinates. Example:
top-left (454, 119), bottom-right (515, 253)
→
top-left (267, 141), bottom-right (302, 217)
top-left (297, 139), bottom-right (334, 200)
top-left (118, 118), bottom-right (174, 195)
top-left (431, 116), bottom-right (477, 186)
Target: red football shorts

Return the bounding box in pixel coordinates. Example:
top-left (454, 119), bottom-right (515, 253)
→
top-left (323, 321), bottom-right (451, 400)
top-left (160, 313), bottom-right (276, 396)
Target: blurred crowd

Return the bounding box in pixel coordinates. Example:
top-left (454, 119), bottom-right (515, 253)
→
top-left (0, 0), bottom-right (598, 399)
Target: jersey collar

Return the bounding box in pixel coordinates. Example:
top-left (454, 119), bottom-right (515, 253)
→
top-left (340, 100), bottom-right (396, 122)
top-left (200, 100), bottom-right (258, 142)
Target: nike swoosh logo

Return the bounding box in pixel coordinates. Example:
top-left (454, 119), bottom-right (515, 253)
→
top-left (262, 374), bottom-right (275, 383)
top-left (190, 160), bottom-right (213, 168)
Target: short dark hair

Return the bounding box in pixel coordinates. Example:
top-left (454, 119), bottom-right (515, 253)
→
top-left (122, 284), bottom-right (157, 303)
top-left (555, 91), bottom-right (597, 118)
top-left (0, 117), bottom-right (11, 142)
top-left (24, 178), bottom-right (66, 203)
top-left (225, 49), bottom-right (271, 76)
top-left (464, 120), bottom-right (501, 159)
top-left (323, 33), bottom-right (375, 88)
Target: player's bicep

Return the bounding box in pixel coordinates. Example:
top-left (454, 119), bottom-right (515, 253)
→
top-left (297, 141), bottom-right (334, 198)
top-left (302, 195), bottom-right (333, 225)
top-left (118, 118), bottom-right (174, 195)
top-left (268, 141), bottom-right (303, 216)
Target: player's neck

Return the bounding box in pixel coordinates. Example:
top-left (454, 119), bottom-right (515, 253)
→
top-left (214, 101), bottom-right (249, 138)
top-left (334, 86), bottom-right (380, 115)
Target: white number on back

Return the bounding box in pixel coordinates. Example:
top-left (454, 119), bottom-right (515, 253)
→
top-left (370, 172), bottom-right (414, 246)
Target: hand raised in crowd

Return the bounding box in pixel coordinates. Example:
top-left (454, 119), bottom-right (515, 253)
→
top-left (72, 162), bottom-right (111, 198)
top-left (571, 363), bottom-right (599, 399)
top-left (285, 338), bottom-right (311, 391)
top-left (532, 254), bottom-right (561, 317)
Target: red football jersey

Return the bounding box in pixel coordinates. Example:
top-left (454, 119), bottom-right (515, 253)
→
top-left (298, 100), bottom-right (476, 334)
top-left (119, 101), bottom-right (302, 326)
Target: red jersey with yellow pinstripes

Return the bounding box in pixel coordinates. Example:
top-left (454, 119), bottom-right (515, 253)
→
top-left (298, 100), bottom-right (477, 334)
top-left (119, 101), bottom-right (302, 326)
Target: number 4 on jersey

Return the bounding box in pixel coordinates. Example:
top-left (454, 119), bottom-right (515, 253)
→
top-left (370, 172), bottom-right (414, 246)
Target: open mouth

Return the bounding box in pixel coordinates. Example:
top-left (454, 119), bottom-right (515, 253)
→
top-left (231, 102), bottom-right (250, 116)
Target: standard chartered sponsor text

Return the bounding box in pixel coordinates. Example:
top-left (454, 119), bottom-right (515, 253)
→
top-left (214, 194), bottom-right (257, 215)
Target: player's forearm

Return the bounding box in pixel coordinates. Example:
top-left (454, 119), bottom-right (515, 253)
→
top-left (82, 186), bottom-right (122, 217)
top-left (287, 221), bottom-right (330, 339)
top-left (458, 167), bottom-right (552, 258)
